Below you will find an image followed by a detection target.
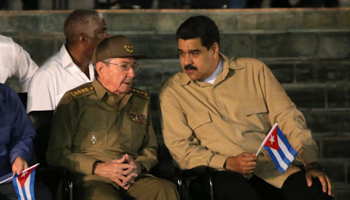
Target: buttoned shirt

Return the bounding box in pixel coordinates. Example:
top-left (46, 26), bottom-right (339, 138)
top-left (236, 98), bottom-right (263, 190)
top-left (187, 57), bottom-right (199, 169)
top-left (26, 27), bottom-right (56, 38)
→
top-left (27, 44), bottom-right (95, 113)
top-left (0, 83), bottom-right (35, 182)
top-left (46, 79), bottom-right (157, 185)
top-left (0, 35), bottom-right (38, 92)
top-left (159, 53), bottom-right (318, 188)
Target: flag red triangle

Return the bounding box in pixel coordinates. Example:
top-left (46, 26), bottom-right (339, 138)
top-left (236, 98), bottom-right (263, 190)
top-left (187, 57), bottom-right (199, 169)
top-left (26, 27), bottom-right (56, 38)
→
top-left (264, 126), bottom-right (280, 151)
top-left (17, 167), bottom-right (34, 188)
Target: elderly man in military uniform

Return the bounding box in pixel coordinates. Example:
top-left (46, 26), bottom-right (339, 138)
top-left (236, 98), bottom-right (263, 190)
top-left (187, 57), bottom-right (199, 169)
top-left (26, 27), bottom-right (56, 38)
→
top-left (46, 35), bottom-right (179, 200)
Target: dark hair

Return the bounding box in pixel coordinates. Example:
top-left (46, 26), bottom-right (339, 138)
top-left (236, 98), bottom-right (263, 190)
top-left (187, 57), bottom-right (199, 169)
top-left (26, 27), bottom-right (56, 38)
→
top-left (176, 15), bottom-right (220, 50)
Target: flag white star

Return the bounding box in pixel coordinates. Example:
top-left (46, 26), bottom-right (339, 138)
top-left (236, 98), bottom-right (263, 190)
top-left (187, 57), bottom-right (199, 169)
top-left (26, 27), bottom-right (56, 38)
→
top-left (269, 135), bottom-right (275, 145)
top-left (21, 171), bottom-right (27, 177)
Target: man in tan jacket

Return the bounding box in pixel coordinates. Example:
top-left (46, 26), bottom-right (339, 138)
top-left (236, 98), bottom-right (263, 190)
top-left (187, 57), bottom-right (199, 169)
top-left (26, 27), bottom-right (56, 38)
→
top-left (159, 15), bottom-right (333, 200)
top-left (47, 35), bottom-right (179, 200)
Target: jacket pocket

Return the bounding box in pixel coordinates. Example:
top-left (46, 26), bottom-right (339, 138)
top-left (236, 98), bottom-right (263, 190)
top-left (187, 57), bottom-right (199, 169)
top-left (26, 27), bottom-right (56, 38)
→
top-left (187, 112), bottom-right (218, 142)
top-left (187, 112), bottom-right (212, 130)
top-left (241, 102), bottom-right (268, 116)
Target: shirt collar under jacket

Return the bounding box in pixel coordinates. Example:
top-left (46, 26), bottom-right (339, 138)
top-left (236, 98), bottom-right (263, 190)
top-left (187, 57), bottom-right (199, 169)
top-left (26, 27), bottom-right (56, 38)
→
top-left (92, 79), bottom-right (132, 110)
top-left (203, 59), bottom-right (223, 84)
top-left (178, 52), bottom-right (244, 86)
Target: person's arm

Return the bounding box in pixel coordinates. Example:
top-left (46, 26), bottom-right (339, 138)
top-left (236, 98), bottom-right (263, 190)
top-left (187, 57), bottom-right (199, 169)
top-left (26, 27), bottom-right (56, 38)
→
top-left (160, 89), bottom-right (228, 170)
top-left (258, 62), bottom-right (318, 165)
top-left (8, 88), bottom-right (36, 167)
top-left (46, 95), bottom-right (98, 175)
top-left (27, 70), bottom-right (56, 113)
top-left (259, 62), bottom-right (333, 196)
top-left (10, 39), bottom-right (38, 92)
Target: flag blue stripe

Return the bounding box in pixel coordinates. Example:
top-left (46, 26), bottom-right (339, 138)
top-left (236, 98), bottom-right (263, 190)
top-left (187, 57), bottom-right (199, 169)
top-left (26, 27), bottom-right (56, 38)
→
top-left (277, 127), bottom-right (298, 157)
top-left (265, 146), bottom-right (286, 173)
top-left (276, 145), bottom-right (291, 166)
top-left (22, 186), bottom-right (28, 200)
top-left (13, 175), bottom-right (20, 198)
top-left (30, 169), bottom-right (36, 200)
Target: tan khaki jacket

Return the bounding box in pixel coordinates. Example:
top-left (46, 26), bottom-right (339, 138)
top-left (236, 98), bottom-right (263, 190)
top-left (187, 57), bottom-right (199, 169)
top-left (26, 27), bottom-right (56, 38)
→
top-left (46, 79), bottom-right (158, 186)
top-left (159, 53), bottom-right (318, 188)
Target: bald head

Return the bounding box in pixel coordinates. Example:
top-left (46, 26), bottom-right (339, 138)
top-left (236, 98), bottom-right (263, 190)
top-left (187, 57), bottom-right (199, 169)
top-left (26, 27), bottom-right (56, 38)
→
top-left (64, 9), bottom-right (103, 45)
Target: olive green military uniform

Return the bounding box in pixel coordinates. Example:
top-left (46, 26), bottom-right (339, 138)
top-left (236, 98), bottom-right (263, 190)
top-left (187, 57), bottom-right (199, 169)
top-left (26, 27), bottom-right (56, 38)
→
top-left (47, 79), bottom-right (179, 200)
top-left (159, 53), bottom-right (319, 188)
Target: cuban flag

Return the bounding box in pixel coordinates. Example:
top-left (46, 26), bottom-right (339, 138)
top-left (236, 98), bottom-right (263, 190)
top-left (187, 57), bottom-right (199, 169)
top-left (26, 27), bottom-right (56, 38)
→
top-left (257, 123), bottom-right (297, 173)
top-left (13, 163), bottom-right (39, 200)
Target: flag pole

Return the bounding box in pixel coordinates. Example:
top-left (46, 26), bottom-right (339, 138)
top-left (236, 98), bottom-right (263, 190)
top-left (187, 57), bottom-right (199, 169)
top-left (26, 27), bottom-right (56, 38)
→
top-left (0, 176), bottom-right (13, 184)
top-left (256, 123), bottom-right (278, 155)
top-left (0, 163), bottom-right (40, 185)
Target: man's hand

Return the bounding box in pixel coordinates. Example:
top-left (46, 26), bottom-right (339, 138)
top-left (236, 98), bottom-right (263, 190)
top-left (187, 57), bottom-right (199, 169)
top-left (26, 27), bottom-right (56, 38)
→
top-left (94, 154), bottom-right (141, 190)
top-left (12, 157), bottom-right (28, 176)
top-left (94, 155), bottom-right (137, 190)
top-left (305, 164), bottom-right (334, 197)
top-left (117, 154), bottom-right (141, 187)
top-left (224, 152), bottom-right (258, 175)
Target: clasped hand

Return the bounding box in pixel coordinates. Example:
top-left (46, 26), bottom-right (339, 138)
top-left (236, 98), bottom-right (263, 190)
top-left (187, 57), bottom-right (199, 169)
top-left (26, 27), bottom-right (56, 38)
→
top-left (94, 154), bottom-right (141, 190)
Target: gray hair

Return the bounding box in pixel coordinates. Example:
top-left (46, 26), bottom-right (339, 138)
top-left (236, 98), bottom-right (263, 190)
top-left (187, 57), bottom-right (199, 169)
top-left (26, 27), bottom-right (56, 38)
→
top-left (94, 58), bottom-right (113, 78)
top-left (64, 9), bottom-right (103, 44)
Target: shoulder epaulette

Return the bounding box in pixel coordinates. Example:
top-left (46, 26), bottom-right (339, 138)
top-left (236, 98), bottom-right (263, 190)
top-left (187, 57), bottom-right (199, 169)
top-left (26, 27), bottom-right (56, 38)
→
top-left (131, 87), bottom-right (150, 99)
top-left (70, 85), bottom-right (95, 99)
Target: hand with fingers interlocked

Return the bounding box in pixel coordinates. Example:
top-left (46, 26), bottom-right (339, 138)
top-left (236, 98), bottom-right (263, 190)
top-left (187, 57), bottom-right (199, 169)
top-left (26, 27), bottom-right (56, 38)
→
top-left (94, 154), bottom-right (142, 190)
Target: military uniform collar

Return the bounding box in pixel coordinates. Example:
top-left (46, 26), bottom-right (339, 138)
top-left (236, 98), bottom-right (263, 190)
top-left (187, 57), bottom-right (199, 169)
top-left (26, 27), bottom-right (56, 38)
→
top-left (92, 79), bottom-right (132, 110)
top-left (92, 79), bottom-right (109, 101)
top-left (176, 52), bottom-right (244, 86)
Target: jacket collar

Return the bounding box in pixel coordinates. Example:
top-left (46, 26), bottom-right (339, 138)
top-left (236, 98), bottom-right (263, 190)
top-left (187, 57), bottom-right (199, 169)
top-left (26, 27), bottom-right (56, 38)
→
top-left (92, 79), bottom-right (132, 109)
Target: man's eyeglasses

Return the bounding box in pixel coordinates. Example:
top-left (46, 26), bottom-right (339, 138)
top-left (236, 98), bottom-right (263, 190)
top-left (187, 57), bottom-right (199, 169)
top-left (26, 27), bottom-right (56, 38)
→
top-left (103, 62), bottom-right (140, 72)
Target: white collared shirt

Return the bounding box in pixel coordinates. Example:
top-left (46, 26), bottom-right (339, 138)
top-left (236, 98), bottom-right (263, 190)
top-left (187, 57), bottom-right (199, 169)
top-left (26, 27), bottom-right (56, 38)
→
top-left (0, 34), bottom-right (38, 92)
top-left (27, 44), bottom-right (95, 112)
top-left (203, 59), bottom-right (223, 84)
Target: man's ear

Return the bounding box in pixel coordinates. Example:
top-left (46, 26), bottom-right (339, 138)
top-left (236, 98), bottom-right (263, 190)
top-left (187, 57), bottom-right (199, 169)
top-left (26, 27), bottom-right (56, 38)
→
top-left (211, 42), bottom-right (219, 59)
top-left (95, 62), bottom-right (104, 79)
top-left (79, 33), bottom-right (89, 46)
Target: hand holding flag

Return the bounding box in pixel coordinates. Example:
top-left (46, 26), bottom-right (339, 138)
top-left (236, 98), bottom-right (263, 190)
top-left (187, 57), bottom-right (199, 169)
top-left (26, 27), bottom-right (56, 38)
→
top-left (256, 123), bottom-right (297, 173)
top-left (13, 163), bottom-right (39, 200)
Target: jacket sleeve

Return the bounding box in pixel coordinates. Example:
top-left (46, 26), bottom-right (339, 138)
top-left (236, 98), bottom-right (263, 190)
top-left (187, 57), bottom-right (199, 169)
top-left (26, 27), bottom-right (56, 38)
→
top-left (160, 89), bottom-right (227, 170)
top-left (46, 95), bottom-right (98, 175)
top-left (8, 89), bottom-right (36, 164)
top-left (259, 63), bottom-right (319, 166)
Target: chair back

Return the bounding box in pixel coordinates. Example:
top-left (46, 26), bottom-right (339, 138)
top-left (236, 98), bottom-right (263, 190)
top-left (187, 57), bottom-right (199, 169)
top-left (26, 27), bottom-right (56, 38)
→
top-left (17, 93), bottom-right (27, 109)
top-left (28, 110), bottom-right (54, 168)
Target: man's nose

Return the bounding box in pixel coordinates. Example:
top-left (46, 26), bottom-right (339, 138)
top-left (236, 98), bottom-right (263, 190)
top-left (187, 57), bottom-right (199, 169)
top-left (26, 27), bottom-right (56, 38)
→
top-left (184, 54), bottom-right (192, 65)
top-left (127, 67), bottom-right (135, 78)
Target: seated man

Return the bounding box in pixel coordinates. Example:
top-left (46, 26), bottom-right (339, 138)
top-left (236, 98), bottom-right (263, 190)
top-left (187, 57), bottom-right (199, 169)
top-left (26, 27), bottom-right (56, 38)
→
top-left (27, 9), bottom-right (109, 113)
top-left (159, 15), bottom-right (333, 200)
top-left (46, 35), bottom-right (179, 200)
top-left (0, 83), bottom-right (50, 200)
top-left (0, 34), bottom-right (38, 92)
